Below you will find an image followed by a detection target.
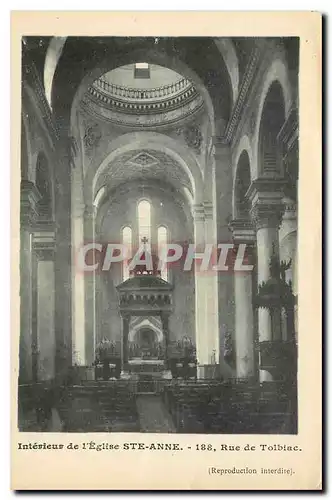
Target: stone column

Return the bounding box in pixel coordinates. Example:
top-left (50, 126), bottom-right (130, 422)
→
top-left (84, 205), bottom-right (97, 367)
top-left (213, 143), bottom-right (235, 378)
top-left (32, 231), bottom-right (56, 381)
top-left (71, 200), bottom-right (86, 366)
top-left (161, 312), bottom-right (170, 369)
top-left (192, 201), bottom-right (220, 377)
top-left (19, 181), bottom-right (40, 383)
top-left (230, 219), bottom-right (256, 379)
top-left (279, 198), bottom-right (298, 340)
top-left (121, 313), bottom-right (130, 376)
top-left (192, 204), bottom-right (207, 375)
top-left (203, 202), bottom-right (220, 365)
top-left (248, 179), bottom-right (285, 382)
top-left (54, 131), bottom-right (73, 377)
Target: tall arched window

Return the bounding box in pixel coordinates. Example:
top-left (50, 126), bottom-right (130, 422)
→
top-left (158, 225), bottom-right (168, 281)
top-left (122, 226), bottom-right (132, 281)
top-left (138, 200), bottom-right (151, 244)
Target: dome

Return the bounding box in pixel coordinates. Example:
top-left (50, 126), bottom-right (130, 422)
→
top-left (84, 63), bottom-right (203, 126)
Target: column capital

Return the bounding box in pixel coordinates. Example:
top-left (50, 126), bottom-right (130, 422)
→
top-left (193, 202), bottom-right (215, 221)
top-left (246, 178), bottom-right (286, 203)
top-left (229, 218), bottom-right (255, 244)
top-left (250, 204), bottom-right (284, 230)
top-left (20, 180), bottom-right (41, 228)
top-left (192, 203), bottom-right (205, 222)
top-left (203, 201), bottom-right (214, 220)
top-left (247, 179), bottom-right (286, 230)
top-left (32, 231), bottom-right (56, 260)
top-left (282, 197), bottom-right (297, 222)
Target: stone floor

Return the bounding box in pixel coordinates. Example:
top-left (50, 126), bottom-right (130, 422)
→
top-left (19, 391), bottom-right (176, 433)
top-left (136, 395), bottom-right (176, 433)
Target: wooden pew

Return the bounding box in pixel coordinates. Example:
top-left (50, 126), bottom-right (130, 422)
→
top-left (162, 378), bottom-right (296, 434)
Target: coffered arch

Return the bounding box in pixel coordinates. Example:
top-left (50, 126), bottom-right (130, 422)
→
top-left (86, 131), bottom-right (203, 207)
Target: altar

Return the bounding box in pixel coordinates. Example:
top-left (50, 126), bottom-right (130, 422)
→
top-left (116, 242), bottom-right (173, 379)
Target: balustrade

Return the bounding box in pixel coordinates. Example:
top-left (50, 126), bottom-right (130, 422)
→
top-left (93, 76), bottom-right (192, 101)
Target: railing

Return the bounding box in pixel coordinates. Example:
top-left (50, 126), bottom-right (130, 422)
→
top-left (93, 76), bottom-right (193, 101)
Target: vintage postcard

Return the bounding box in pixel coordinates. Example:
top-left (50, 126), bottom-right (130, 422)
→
top-left (11, 11), bottom-right (322, 490)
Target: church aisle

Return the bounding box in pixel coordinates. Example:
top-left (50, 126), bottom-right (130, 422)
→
top-left (136, 395), bottom-right (176, 433)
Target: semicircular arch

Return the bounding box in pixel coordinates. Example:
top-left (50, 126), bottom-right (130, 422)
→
top-left (50, 38), bottom-right (234, 136)
top-left (252, 58), bottom-right (292, 179)
top-left (85, 131), bottom-right (203, 206)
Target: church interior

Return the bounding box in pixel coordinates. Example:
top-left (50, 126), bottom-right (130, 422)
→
top-left (19, 36), bottom-right (299, 433)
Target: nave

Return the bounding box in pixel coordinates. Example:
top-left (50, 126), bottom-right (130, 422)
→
top-left (18, 377), bottom-right (296, 434)
top-left (19, 36), bottom-right (299, 435)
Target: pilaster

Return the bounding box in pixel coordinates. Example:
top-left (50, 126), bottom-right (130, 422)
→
top-left (229, 219), bottom-right (256, 380)
top-left (19, 181), bottom-right (41, 383)
top-left (71, 200), bottom-right (86, 366)
top-left (54, 128), bottom-right (73, 377)
top-left (32, 231), bottom-right (56, 381)
top-left (84, 204), bottom-right (97, 367)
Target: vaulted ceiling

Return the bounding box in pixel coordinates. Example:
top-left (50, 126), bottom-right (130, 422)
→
top-left (24, 36), bottom-right (235, 130)
top-left (94, 149), bottom-right (193, 197)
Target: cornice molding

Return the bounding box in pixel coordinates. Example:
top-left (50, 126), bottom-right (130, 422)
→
top-left (88, 79), bottom-right (200, 116)
top-left (32, 231), bottom-right (56, 260)
top-left (222, 43), bottom-right (264, 144)
top-left (192, 203), bottom-right (205, 222)
top-left (246, 178), bottom-right (286, 229)
top-left (229, 218), bottom-right (255, 243)
top-left (250, 204), bottom-right (284, 230)
top-left (246, 178), bottom-right (286, 201)
top-left (247, 179), bottom-right (286, 230)
top-left (203, 201), bottom-right (214, 220)
top-left (80, 94), bottom-right (205, 131)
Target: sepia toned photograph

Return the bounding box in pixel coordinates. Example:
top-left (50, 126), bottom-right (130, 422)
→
top-left (18, 34), bottom-right (299, 435)
top-left (11, 11), bottom-right (321, 491)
